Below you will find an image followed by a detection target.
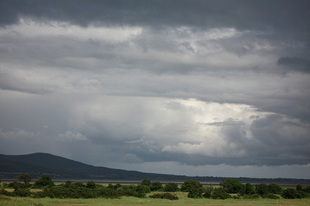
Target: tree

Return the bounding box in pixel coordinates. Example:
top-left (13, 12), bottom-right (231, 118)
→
top-left (34, 174), bottom-right (54, 187)
top-left (17, 173), bottom-right (33, 185)
top-left (64, 180), bottom-right (71, 188)
top-left (267, 183), bottom-right (282, 194)
top-left (150, 181), bottom-right (163, 191)
top-left (211, 188), bottom-right (231, 199)
top-left (181, 180), bottom-right (204, 198)
top-left (245, 183), bottom-right (255, 195)
top-left (86, 181), bottom-right (96, 189)
top-left (282, 188), bottom-right (299, 199)
top-left (164, 182), bottom-right (178, 192)
top-left (141, 179), bottom-right (151, 187)
top-left (220, 179), bottom-right (245, 194)
top-left (296, 184), bottom-right (303, 191)
top-left (203, 185), bottom-right (214, 198)
top-left (255, 183), bottom-right (268, 196)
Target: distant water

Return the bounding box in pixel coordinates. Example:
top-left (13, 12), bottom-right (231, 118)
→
top-left (51, 179), bottom-right (310, 186)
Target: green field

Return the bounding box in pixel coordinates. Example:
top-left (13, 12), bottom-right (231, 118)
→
top-left (1, 193), bottom-right (310, 206)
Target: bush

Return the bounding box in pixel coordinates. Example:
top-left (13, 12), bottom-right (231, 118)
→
top-left (255, 183), bottom-right (268, 196)
top-left (107, 183), bottom-right (122, 190)
top-left (63, 180), bottom-right (71, 188)
top-left (164, 183), bottom-right (178, 192)
top-left (141, 179), bottom-right (151, 187)
top-left (262, 193), bottom-right (280, 199)
top-left (296, 184), bottom-right (303, 191)
top-left (134, 185), bottom-right (150, 198)
top-left (150, 181), bottom-right (163, 191)
top-left (267, 183), bottom-right (282, 194)
top-left (7, 181), bottom-right (28, 190)
top-left (17, 173), bottom-right (33, 185)
top-left (0, 188), bottom-right (11, 196)
top-left (33, 186), bottom-right (122, 199)
top-left (181, 180), bottom-right (204, 198)
top-left (149, 193), bottom-right (179, 200)
top-left (86, 181), bottom-right (96, 189)
top-left (245, 183), bottom-right (255, 195)
top-left (304, 186), bottom-right (310, 193)
top-left (203, 185), bottom-right (214, 198)
top-left (220, 179), bottom-right (245, 195)
top-left (33, 175), bottom-right (54, 188)
top-left (12, 189), bottom-right (31, 197)
top-left (211, 188), bottom-right (231, 199)
top-left (71, 182), bottom-right (84, 189)
top-left (282, 188), bottom-right (299, 199)
top-left (118, 185), bottom-right (136, 196)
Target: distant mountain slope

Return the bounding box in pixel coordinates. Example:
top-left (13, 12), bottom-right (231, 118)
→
top-left (0, 153), bottom-right (182, 180)
top-left (1, 153), bottom-right (310, 185)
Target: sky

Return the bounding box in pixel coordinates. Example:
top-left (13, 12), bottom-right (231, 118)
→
top-left (0, 0), bottom-right (310, 179)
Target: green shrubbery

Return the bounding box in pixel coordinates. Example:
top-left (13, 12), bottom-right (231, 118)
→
top-left (33, 175), bottom-right (55, 188)
top-left (3, 173), bottom-right (310, 201)
top-left (164, 182), bottom-right (178, 192)
top-left (150, 181), bottom-right (163, 191)
top-left (149, 193), bottom-right (178, 200)
top-left (211, 188), bottom-right (232, 199)
top-left (220, 179), bottom-right (245, 195)
top-left (181, 180), bottom-right (204, 198)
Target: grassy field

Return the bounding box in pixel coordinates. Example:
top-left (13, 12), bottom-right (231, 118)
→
top-left (0, 181), bottom-right (307, 206)
top-left (1, 194), bottom-right (310, 206)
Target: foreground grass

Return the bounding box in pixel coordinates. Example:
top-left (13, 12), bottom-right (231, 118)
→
top-left (1, 195), bottom-right (310, 206)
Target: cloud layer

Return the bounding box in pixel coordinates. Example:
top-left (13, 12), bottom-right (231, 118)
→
top-left (0, 0), bottom-right (310, 178)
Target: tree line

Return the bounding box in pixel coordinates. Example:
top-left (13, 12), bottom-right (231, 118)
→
top-left (0, 174), bottom-right (310, 200)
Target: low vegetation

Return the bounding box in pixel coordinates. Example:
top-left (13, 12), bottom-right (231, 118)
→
top-left (0, 174), bottom-right (310, 205)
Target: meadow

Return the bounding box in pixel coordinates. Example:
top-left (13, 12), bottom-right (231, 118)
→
top-left (1, 194), bottom-right (310, 206)
top-left (1, 177), bottom-right (310, 206)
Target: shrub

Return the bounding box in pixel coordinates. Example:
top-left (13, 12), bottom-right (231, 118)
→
top-left (149, 193), bottom-right (179, 200)
top-left (262, 193), bottom-right (280, 199)
top-left (141, 179), bottom-right (151, 187)
top-left (267, 183), bottom-right (282, 194)
top-left (296, 184), bottom-right (302, 191)
top-left (245, 183), bottom-right (255, 195)
top-left (150, 181), bottom-right (163, 191)
top-left (118, 185), bottom-right (136, 196)
top-left (203, 185), bottom-right (214, 198)
top-left (0, 188), bottom-right (11, 196)
top-left (33, 175), bottom-right (54, 188)
top-left (135, 185), bottom-right (149, 198)
top-left (181, 180), bottom-right (204, 198)
top-left (33, 186), bottom-right (122, 199)
top-left (164, 183), bottom-right (178, 192)
top-left (86, 181), bottom-right (96, 189)
top-left (211, 188), bottom-right (231, 199)
top-left (12, 189), bottom-right (31, 197)
top-left (63, 181), bottom-right (71, 188)
top-left (282, 188), bottom-right (299, 199)
top-left (8, 181), bottom-right (23, 190)
top-left (17, 173), bottom-right (33, 185)
top-left (255, 183), bottom-right (268, 196)
top-left (304, 186), bottom-right (310, 193)
top-left (107, 183), bottom-right (122, 190)
top-left (220, 179), bottom-right (245, 195)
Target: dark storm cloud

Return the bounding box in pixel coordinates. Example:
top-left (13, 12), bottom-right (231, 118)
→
top-left (1, 0), bottom-right (309, 33)
top-left (1, 0), bottom-right (310, 178)
top-left (278, 57), bottom-right (310, 73)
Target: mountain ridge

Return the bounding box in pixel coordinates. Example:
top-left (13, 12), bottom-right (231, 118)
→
top-left (1, 153), bottom-right (310, 185)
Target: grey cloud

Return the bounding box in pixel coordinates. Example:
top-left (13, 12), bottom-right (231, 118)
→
top-left (1, 0), bottom-right (310, 178)
top-left (1, 0), bottom-right (309, 33)
top-left (277, 57), bottom-right (310, 73)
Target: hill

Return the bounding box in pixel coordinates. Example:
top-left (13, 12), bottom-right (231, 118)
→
top-left (1, 153), bottom-right (309, 185)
